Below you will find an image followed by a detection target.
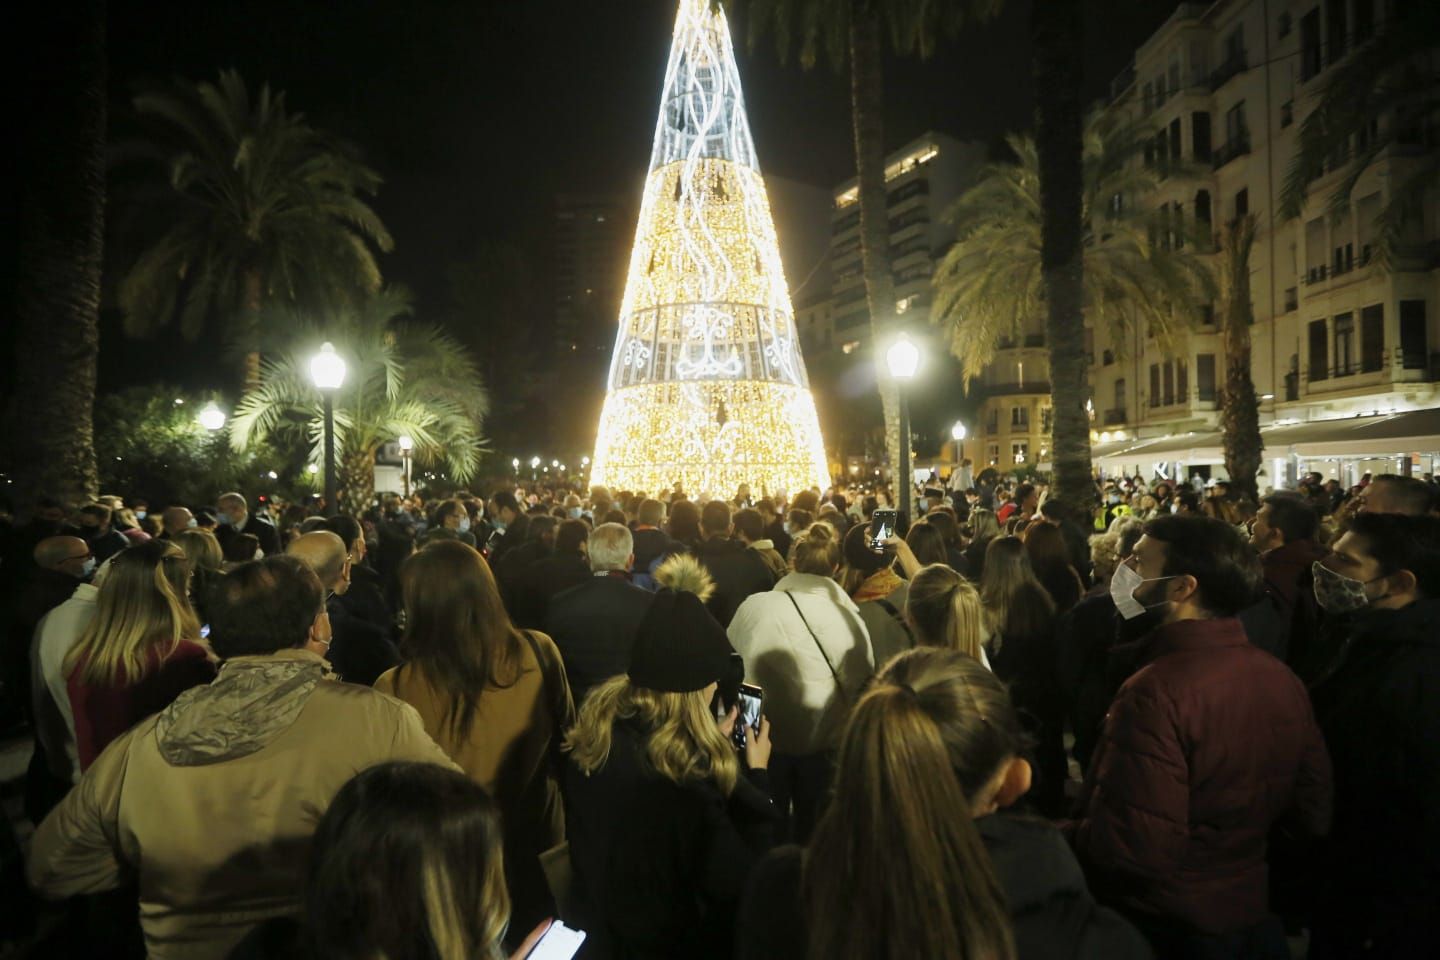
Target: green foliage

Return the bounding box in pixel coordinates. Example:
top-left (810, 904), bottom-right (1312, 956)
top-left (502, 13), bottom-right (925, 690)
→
top-left (932, 110), bottom-right (1216, 385)
top-left (93, 385), bottom-right (292, 506)
top-left (734, 0), bottom-right (1003, 70)
top-left (229, 287), bottom-right (490, 506)
top-left (1279, 5), bottom-right (1439, 268)
top-left (116, 70), bottom-right (393, 350)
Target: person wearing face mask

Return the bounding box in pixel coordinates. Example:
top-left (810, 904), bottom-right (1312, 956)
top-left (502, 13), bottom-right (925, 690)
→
top-left (214, 492), bottom-right (281, 557)
top-left (1067, 516), bottom-right (1332, 959)
top-left (1305, 513), bottom-right (1440, 960)
top-left (1248, 494), bottom-right (1326, 666)
top-left (74, 504), bottom-right (130, 565)
top-left (430, 498), bottom-right (476, 548)
top-left (287, 531), bottom-right (399, 686)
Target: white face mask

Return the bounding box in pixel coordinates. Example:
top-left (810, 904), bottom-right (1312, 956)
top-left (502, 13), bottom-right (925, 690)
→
top-left (1109, 561), bottom-right (1177, 620)
top-left (457, 517), bottom-right (471, 533)
top-left (253, 548), bottom-right (264, 561)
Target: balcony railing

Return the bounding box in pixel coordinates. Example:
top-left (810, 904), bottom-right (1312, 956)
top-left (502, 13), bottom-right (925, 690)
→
top-left (986, 381), bottom-right (1052, 396)
top-left (1212, 132), bottom-right (1251, 169)
top-left (1209, 52), bottom-right (1247, 91)
top-left (1103, 408), bottom-right (1127, 426)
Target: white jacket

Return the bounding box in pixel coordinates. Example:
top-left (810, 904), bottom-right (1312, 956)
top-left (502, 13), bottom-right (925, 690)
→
top-left (728, 573), bottom-right (873, 755)
top-left (31, 582), bottom-right (98, 784)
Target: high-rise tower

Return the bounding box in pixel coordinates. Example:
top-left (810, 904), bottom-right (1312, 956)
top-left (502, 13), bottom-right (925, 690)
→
top-left (588, 0), bottom-right (829, 497)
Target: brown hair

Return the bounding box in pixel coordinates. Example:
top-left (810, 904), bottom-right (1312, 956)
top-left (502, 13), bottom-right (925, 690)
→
top-left (980, 536), bottom-right (1055, 649)
top-left (905, 565), bottom-right (986, 663)
top-left (790, 523), bottom-right (841, 576)
top-left (399, 540), bottom-right (525, 737)
top-left (803, 648), bottom-right (1018, 960)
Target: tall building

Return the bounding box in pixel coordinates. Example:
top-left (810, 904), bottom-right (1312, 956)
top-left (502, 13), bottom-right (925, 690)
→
top-left (1081, 0), bottom-right (1439, 484)
top-left (554, 194), bottom-right (630, 349)
top-left (588, 0), bottom-right (829, 496)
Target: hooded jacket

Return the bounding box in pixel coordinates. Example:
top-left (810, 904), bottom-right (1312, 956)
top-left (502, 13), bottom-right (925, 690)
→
top-left (26, 648), bottom-right (457, 959)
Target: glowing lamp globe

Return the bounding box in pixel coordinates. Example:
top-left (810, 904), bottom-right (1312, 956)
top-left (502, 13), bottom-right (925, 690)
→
top-left (310, 342), bottom-right (346, 391)
top-left (197, 402), bottom-right (227, 432)
top-left (397, 435), bottom-right (414, 453)
top-left (886, 335), bottom-right (920, 380)
top-left (951, 421), bottom-right (967, 441)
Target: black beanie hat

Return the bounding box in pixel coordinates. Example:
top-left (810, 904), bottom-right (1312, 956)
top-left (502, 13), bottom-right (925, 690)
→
top-left (627, 589), bottom-right (732, 693)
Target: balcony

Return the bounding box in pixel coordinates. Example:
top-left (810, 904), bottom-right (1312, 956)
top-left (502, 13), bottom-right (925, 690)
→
top-left (1209, 52), bottom-right (1247, 91)
top-left (1212, 132), bottom-right (1251, 170)
top-left (1103, 408), bottom-right (1127, 426)
top-left (985, 381), bottom-right (1052, 397)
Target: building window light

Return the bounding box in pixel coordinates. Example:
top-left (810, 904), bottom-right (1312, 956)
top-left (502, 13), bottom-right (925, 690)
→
top-left (842, 340), bottom-right (861, 354)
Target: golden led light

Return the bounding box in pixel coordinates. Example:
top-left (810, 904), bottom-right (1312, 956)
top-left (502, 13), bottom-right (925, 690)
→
top-left (590, 0), bottom-right (828, 497)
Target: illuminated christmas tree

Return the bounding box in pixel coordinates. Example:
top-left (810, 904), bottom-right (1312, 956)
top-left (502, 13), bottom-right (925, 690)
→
top-left (589, 0), bottom-right (829, 498)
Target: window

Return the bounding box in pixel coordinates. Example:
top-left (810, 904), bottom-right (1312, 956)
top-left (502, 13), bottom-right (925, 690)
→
top-left (1012, 442), bottom-right (1029, 465)
top-left (1301, 8), bottom-right (1322, 81)
top-left (1142, 82), bottom-right (1154, 113)
top-left (1102, 349), bottom-right (1115, 366)
top-left (1278, 11), bottom-right (1292, 38)
top-left (1353, 0), bottom-right (1374, 44)
top-left (1162, 361), bottom-right (1175, 405)
top-left (1115, 378), bottom-right (1127, 410)
top-left (1041, 407), bottom-right (1053, 433)
top-left (1169, 118), bottom-right (1182, 165)
top-left (1011, 406), bottom-right (1030, 429)
top-left (1326, 0), bottom-right (1347, 65)
top-left (1400, 300), bottom-right (1428, 369)
top-left (1149, 363), bottom-right (1161, 407)
top-left (1361, 304), bottom-right (1384, 372)
top-left (1334, 312), bottom-right (1355, 376)
top-left (1226, 101), bottom-right (1248, 144)
top-left (1225, 25), bottom-right (1245, 64)
top-left (1197, 354), bottom-right (1217, 401)
top-left (1192, 112), bottom-right (1212, 161)
top-left (986, 444), bottom-right (1000, 466)
top-left (1235, 188), bottom-right (1249, 219)
top-left (1178, 360), bottom-right (1189, 401)
top-left (1281, 100), bottom-right (1294, 128)
top-left (1195, 189), bottom-right (1212, 229)
top-left (1309, 319), bottom-right (1329, 381)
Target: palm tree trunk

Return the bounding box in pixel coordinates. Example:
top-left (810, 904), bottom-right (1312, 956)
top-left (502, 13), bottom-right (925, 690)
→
top-left (243, 266), bottom-right (263, 390)
top-left (1220, 216), bottom-right (1262, 503)
top-left (1032, 0), bottom-right (1092, 512)
top-left (338, 446), bottom-right (376, 516)
top-left (5, 0), bottom-right (105, 512)
top-left (849, 4), bottom-right (902, 497)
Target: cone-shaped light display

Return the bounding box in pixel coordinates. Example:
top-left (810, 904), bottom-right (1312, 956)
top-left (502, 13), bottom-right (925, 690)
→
top-left (589, 0), bottom-right (829, 497)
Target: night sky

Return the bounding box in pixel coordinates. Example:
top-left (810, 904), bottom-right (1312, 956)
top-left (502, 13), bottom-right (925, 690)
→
top-left (19, 0), bottom-right (1178, 401)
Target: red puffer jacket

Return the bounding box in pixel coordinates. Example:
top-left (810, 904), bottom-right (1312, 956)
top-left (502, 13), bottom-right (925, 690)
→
top-left (1068, 617), bottom-right (1332, 934)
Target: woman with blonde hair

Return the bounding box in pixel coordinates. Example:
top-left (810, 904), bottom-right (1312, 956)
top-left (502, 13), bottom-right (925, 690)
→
top-left (375, 539), bottom-right (573, 939)
top-left (964, 507), bottom-right (1002, 581)
top-left (563, 589), bottom-right (775, 959)
top-left (174, 527), bottom-right (225, 622)
top-left (738, 648), bottom-right (1149, 960)
top-left (64, 539), bottom-right (216, 769)
top-left (904, 564), bottom-right (990, 668)
top-left (980, 537), bottom-right (1066, 816)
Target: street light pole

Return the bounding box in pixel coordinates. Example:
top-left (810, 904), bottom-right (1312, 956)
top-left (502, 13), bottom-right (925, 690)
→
top-left (885, 333), bottom-right (920, 524)
top-left (310, 342), bottom-right (347, 518)
top-left (398, 435), bottom-right (414, 499)
top-left (322, 393), bottom-right (337, 515)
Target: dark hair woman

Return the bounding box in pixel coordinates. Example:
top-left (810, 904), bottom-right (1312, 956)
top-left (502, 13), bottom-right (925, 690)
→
top-left (738, 648), bottom-right (1148, 960)
top-left (1023, 522), bottom-right (1084, 615)
top-left (374, 540), bottom-right (575, 938)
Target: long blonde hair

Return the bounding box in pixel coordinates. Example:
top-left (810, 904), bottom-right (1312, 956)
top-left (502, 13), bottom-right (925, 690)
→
top-left (65, 540), bottom-right (199, 687)
top-left (563, 675), bottom-right (740, 796)
top-left (905, 564), bottom-right (986, 662)
top-left (803, 648), bottom-right (1018, 960)
top-left (173, 528), bottom-right (223, 574)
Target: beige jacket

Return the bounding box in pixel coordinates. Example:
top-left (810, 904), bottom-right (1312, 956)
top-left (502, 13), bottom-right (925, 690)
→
top-left (27, 648), bottom-right (458, 960)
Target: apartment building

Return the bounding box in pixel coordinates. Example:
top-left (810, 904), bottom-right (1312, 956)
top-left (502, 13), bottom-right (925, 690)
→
top-left (1084, 0), bottom-right (1439, 484)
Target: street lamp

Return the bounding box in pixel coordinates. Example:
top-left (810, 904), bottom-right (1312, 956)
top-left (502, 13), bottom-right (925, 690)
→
top-left (950, 420), bottom-right (967, 464)
top-left (197, 402), bottom-right (227, 432)
top-left (886, 333), bottom-right (920, 521)
top-left (512, 457), bottom-right (521, 474)
top-left (397, 435), bottom-right (414, 498)
top-left (309, 342), bottom-right (346, 517)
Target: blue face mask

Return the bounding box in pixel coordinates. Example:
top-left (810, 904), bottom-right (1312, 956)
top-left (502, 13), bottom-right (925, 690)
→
top-left (568, 507), bottom-right (583, 519)
top-left (81, 556), bottom-right (97, 579)
top-left (134, 510), bottom-right (147, 521)
top-left (457, 517), bottom-right (471, 533)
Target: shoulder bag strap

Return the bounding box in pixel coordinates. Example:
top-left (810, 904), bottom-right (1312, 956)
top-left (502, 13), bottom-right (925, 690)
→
top-left (783, 591), bottom-right (849, 704)
top-left (522, 630), bottom-right (571, 767)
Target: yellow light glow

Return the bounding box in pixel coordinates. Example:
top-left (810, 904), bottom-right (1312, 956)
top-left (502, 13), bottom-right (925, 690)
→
top-left (591, 0), bottom-right (828, 496)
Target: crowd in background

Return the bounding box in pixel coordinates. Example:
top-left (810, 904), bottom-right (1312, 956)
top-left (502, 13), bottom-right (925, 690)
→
top-left (0, 463), bottom-right (1436, 959)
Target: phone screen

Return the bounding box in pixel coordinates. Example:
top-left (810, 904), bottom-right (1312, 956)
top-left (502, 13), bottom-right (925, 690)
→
top-left (525, 920), bottom-right (587, 960)
top-left (732, 683), bottom-right (763, 750)
top-left (869, 509), bottom-right (898, 553)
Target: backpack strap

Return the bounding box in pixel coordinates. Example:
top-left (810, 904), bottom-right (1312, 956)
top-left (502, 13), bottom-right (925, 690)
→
top-left (783, 591), bottom-right (849, 705)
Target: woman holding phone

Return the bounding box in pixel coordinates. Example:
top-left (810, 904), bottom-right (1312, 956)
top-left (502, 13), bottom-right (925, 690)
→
top-left (737, 648), bottom-right (1149, 960)
top-left (562, 589), bottom-right (775, 960)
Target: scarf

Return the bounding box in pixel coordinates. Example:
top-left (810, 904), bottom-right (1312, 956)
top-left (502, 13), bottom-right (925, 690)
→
top-left (853, 567), bottom-right (904, 603)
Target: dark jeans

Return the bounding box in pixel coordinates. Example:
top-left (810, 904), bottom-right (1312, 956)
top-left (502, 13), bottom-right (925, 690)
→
top-left (767, 751), bottom-right (832, 844)
top-left (1126, 910), bottom-right (1288, 960)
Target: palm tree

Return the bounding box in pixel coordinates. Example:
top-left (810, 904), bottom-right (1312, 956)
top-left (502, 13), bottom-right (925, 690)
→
top-left (1279, 3), bottom-right (1439, 266)
top-left (932, 111), bottom-right (1213, 383)
top-left (739, 0), bottom-right (1001, 497)
top-left (5, 0), bottom-right (105, 509)
top-left (230, 287), bottom-right (489, 511)
top-left (1218, 216), bottom-right (1262, 502)
top-left (117, 70), bottom-right (393, 387)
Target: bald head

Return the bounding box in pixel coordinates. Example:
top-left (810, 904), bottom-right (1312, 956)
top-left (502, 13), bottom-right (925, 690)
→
top-left (34, 536), bottom-right (91, 578)
top-left (162, 506), bottom-right (194, 535)
top-left (286, 531), bottom-right (351, 593)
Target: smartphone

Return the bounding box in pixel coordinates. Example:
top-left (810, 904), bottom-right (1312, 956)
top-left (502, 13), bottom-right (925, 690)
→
top-left (869, 509), bottom-right (898, 553)
top-left (732, 682), bottom-right (763, 750)
top-left (524, 920), bottom-right (587, 960)
top-left (200, 624), bottom-right (211, 639)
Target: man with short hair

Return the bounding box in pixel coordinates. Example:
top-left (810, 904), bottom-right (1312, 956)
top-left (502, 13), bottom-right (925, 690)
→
top-left (494, 515), bottom-right (557, 619)
top-left (27, 556), bottom-right (457, 958)
top-left (159, 506), bottom-right (195, 539)
top-left (214, 492), bottom-right (281, 556)
top-left (1307, 514), bottom-right (1440, 959)
top-left (733, 507), bottom-right (786, 581)
top-left (1250, 494), bottom-right (1326, 663)
top-left (755, 498), bottom-right (791, 560)
top-left (431, 499), bottom-right (476, 547)
top-left (631, 498), bottom-right (678, 582)
top-left (75, 504), bottom-right (128, 564)
top-left (485, 490), bottom-right (529, 560)
top-left (544, 523), bottom-right (654, 705)
top-left (321, 515), bottom-right (392, 633)
top-left (1357, 474), bottom-right (1435, 516)
top-left (695, 499), bottom-right (777, 627)
top-left (513, 518), bottom-right (592, 629)
top-left (1067, 516), bottom-right (1331, 957)
top-left (287, 531), bottom-right (398, 686)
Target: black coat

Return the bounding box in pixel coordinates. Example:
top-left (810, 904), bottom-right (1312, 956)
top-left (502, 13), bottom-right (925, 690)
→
top-left (216, 514), bottom-right (281, 557)
top-left (325, 596), bottom-right (400, 686)
top-left (631, 527), bottom-right (680, 577)
top-left (543, 576), bottom-right (653, 707)
top-left (562, 721), bottom-right (775, 960)
top-left (1307, 598), bottom-right (1440, 958)
top-left (334, 562), bottom-right (393, 637)
top-left (763, 520), bottom-right (791, 564)
top-left (513, 550), bottom-right (592, 630)
top-left (1055, 590), bottom-right (1121, 774)
top-left (737, 815), bottom-right (1151, 960)
top-left (694, 537), bottom-right (776, 628)
top-left (988, 610), bottom-right (1066, 817)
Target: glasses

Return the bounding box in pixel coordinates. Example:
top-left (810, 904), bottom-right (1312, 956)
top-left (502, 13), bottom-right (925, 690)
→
top-left (66, 552), bottom-right (94, 563)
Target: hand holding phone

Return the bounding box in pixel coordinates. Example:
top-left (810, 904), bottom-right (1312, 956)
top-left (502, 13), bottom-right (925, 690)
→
top-left (731, 683), bottom-right (763, 750)
top-left (514, 919), bottom-right (587, 960)
top-left (869, 509), bottom-right (898, 554)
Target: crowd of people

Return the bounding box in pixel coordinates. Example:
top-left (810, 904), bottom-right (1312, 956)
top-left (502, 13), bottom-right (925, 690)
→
top-left (0, 465), bottom-right (1436, 959)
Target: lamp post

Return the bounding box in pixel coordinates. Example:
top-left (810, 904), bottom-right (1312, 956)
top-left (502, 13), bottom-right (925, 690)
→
top-left (197, 402), bottom-right (227, 432)
top-left (309, 342), bottom-right (346, 517)
top-left (397, 435), bottom-right (414, 498)
top-left (950, 420), bottom-right (967, 463)
top-left (885, 333), bottom-right (920, 522)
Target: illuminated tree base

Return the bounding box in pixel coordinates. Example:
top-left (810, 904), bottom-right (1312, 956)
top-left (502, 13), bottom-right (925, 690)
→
top-left (590, 380), bottom-right (828, 497)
